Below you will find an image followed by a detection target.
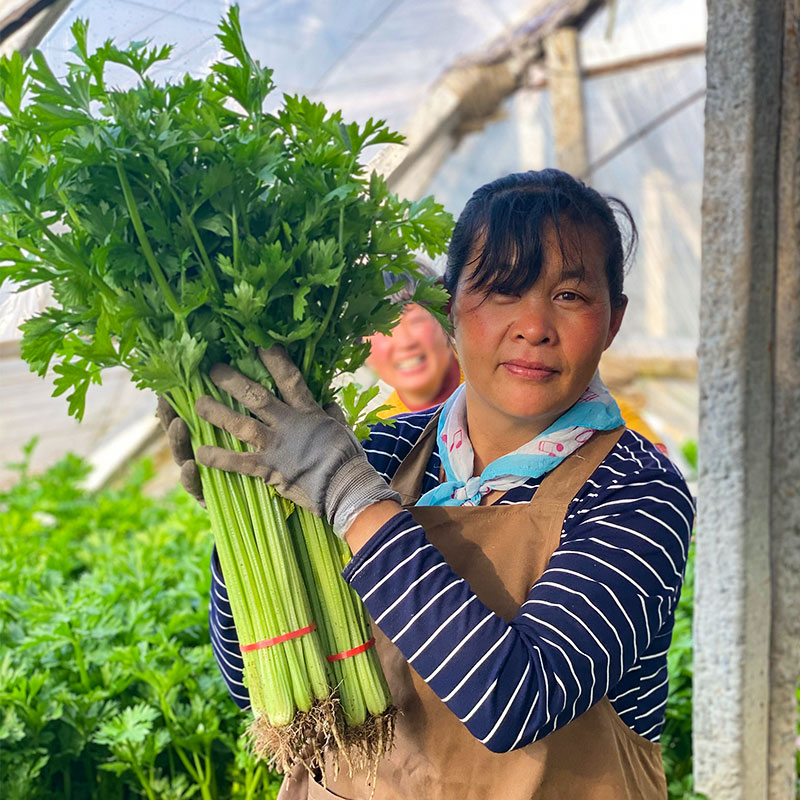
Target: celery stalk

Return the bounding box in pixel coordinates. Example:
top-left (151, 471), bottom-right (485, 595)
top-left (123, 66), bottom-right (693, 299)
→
top-left (294, 508), bottom-right (392, 725)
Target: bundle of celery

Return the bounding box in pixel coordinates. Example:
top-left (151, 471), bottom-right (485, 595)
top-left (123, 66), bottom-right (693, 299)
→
top-left (0, 7), bottom-right (452, 775)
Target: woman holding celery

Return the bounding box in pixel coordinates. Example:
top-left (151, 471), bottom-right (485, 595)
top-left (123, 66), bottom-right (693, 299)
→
top-left (189, 169), bottom-right (692, 799)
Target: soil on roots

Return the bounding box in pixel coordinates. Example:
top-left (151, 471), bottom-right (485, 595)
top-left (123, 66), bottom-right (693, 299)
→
top-left (336, 706), bottom-right (397, 781)
top-left (248, 698), bottom-right (338, 776)
top-left (247, 701), bottom-right (397, 790)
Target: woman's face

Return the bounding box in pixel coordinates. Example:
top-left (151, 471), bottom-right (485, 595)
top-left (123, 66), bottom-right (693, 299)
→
top-left (365, 303), bottom-right (453, 403)
top-left (452, 221), bottom-right (626, 439)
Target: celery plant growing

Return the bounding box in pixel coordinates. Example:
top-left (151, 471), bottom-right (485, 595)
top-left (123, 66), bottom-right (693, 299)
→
top-left (0, 7), bottom-right (452, 777)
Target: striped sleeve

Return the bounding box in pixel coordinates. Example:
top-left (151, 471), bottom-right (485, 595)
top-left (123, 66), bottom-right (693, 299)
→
top-left (208, 550), bottom-right (251, 710)
top-left (342, 467), bottom-right (693, 753)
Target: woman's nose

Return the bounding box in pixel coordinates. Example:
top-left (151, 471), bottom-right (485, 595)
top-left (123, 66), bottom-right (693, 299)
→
top-left (512, 297), bottom-right (556, 344)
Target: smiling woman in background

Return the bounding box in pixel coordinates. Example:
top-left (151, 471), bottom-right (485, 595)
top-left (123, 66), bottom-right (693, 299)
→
top-left (191, 168), bottom-right (691, 799)
top-left (364, 261), bottom-right (462, 417)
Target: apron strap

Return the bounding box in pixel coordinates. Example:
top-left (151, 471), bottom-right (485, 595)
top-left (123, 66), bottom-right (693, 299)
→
top-left (533, 426), bottom-right (626, 504)
top-left (531, 426), bottom-right (627, 560)
top-left (388, 409), bottom-right (442, 505)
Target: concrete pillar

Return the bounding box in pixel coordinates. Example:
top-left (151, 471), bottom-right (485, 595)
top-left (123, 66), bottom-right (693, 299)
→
top-left (769, 3), bottom-right (800, 796)
top-left (695, 2), bottom-right (800, 799)
top-left (544, 27), bottom-right (588, 177)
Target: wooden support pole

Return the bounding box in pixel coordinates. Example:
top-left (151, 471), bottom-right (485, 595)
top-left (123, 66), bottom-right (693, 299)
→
top-left (0, 0), bottom-right (71, 59)
top-left (544, 27), bottom-right (588, 177)
top-left (370, 3), bottom-right (602, 198)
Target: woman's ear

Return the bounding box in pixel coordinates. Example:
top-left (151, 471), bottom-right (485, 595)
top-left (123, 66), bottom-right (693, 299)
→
top-left (605, 295), bottom-right (628, 350)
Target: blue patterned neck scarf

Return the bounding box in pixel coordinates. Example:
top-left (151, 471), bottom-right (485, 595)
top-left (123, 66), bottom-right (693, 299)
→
top-left (416, 373), bottom-right (623, 507)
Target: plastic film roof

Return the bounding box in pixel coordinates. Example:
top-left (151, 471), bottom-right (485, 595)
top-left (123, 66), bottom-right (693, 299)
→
top-left (34, 0), bottom-right (539, 130)
top-left (1, 0), bottom-right (705, 485)
top-left (1, 0), bottom-right (550, 341)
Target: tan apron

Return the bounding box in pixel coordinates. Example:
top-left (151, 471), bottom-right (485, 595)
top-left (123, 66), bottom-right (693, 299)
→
top-left (280, 414), bottom-right (667, 800)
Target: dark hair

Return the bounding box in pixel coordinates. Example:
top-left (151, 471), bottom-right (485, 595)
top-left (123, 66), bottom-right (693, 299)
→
top-left (443, 169), bottom-right (637, 309)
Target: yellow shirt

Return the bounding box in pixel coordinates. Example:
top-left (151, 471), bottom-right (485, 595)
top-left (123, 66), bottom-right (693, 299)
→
top-left (377, 389), bottom-right (416, 419)
top-left (613, 395), bottom-right (662, 447)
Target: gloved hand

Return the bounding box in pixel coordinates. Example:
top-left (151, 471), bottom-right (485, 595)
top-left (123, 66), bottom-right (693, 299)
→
top-left (194, 345), bottom-right (400, 537)
top-left (156, 395), bottom-right (205, 506)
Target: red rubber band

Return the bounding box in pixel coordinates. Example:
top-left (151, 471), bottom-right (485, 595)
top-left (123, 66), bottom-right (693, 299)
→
top-left (327, 637), bottom-right (376, 663)
top-left (240, 623), bottom-right (317, 653)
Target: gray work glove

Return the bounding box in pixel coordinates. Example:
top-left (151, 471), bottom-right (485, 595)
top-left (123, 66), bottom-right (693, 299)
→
top-left (194, 345), bottom-right (400, 537)
top-left (156, 395), bottom-right (205, 506)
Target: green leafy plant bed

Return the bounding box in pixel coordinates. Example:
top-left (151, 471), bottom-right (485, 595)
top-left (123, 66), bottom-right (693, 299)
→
top-left (0, 5), bottom-right (451, 776)
top-left (660, 538), bottom-right (702, 800)
top-left (659, 441), bottom-right (702, 800)
top-left (0, 442), bottom-right (283, 799)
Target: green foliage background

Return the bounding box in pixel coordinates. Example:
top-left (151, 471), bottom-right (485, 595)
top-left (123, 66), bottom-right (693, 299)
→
top-left (660, 538), bottom-right (701, 800)
top-left (0, 442), bottom-right (695, 800)
top-left (0, 442), bottom-right (281, 800)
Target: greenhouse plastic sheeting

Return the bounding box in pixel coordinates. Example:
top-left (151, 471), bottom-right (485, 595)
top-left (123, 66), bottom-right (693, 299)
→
top-left (1, 0), bottom-right (705, 486)
top-left (0, 0), bottom-right (545, 485)
top-left (33, 0), bottom-right (536, 130)
top-left (2, 0), bottom-right (548, 343)
top-left (8, 0), bottom-right (706, 359)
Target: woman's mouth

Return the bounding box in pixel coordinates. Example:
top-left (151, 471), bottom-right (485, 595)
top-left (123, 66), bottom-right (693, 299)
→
top-left (502, 360), bottom-right (559, 380)
top-left (395, 354), bottom-right (427, 374)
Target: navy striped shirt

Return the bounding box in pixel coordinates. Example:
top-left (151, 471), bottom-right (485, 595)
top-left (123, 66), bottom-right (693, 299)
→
top-left (209, 407), bottom-right (693, 751)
